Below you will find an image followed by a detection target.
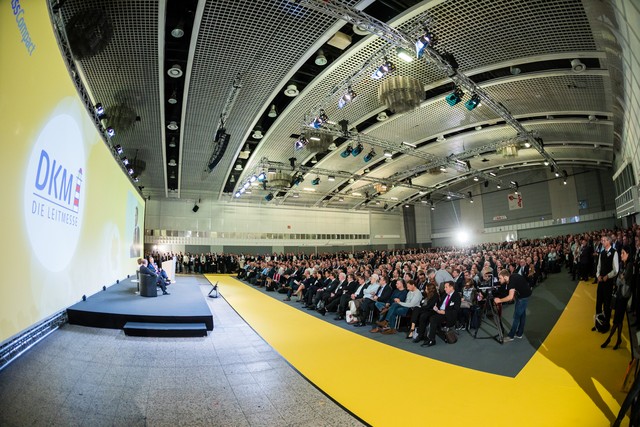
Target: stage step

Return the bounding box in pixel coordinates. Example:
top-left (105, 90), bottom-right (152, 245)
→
top-left (123, 322), bottom-right (208, 337)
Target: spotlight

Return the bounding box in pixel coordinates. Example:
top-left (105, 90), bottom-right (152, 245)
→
top-left (291, 174), bottom-right (303, 186)
top-left (371, 58), bottom-right (395, 80)
top-left (95, 103), bottom-right (105, 116)
top-left (328, 175), bottom-right (335, 181)
top-left (464, 94), bottom-right (481, 111)
top-left (524, 142), bottom-right (531, 148)
top-left (430, 204), bottom-right (435, 211)
top-left (106, 127), bottom-right (115, 137)
top-left (265, 193), bottom-right (274, 202)
top-left (311, 155), bottom-right (317, 164)
top-left (340, 145), bottom-right (353, 158)
top-left (396, 47), bottom-right (413, 62)
top-left (268, 104), bottom-right (277, 118)
top-left (284, 84), bottom-right (299, 97)
top-left (445, 88), bottom-right (464, 106)
top-left (310, 109), bottom-right (328, 128)
top-left (315, 49), bottom-right (327, 66)
top-left (294, 135), bottom-right (309, 150)
top-left (468, 191), bottom-right (474, 203)
top-left (249, 175), bottom-right (257, 183)
top-left (415, 29), bottom-right (436, 58)
top-left (235, 191), bottom-right (241, 198)
top-left (497, 184), bottom-right (501, 189)
top-left (171, 21), bottom-right (185, 38)
top-left (363, 149), bottom-right (376, 162)
top-left (122, 157), bottom-right (129, 166)
top-left (338, 86), bottom-right (357, 109)
top-left (252, 128), bottom-right (263, 139)
top-left (311, 177), bottom-right (320, 185)
top-left (257, 172), bottom-right (267, 182)
top-left (128, 167), bottom-right (134, 175)
top-left (384, 149), bottom-right (393, 158)
top-left (114, 144), bottom-right (123, 155)
top-left (351, 143), bottom-right (363, 157)
top-left (543, 161), bottom-right (550, 166)
top-left (168, 89), bottom-right (178, 104)
top-left (473, 176), bottom-right (479, 182)
top-left (167, 64), bottom-right (183, 78)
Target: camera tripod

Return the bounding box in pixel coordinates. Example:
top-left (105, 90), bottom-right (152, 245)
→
top-left (470, 290), bottom-right (505, 344)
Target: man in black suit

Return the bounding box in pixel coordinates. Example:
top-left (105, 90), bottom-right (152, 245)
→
top-left (331, 274), bottom-right (360, 320)
top-left (314, 270), bottom-right (340, 312)
top-left (318, 271), bottom-right (347, 315)
top-left (422, 281), bottom-right (460, 347)
top-left (138, 258), bottom-right (169, 295)
top-left (357, 275), bottom-right (392, 327)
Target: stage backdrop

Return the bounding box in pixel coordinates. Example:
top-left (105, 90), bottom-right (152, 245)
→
top-left (0, 1), bottom-right (144, 343)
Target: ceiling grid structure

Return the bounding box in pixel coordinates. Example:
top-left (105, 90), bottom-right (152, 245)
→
top-left (55, 0), bottom-right (621, 209)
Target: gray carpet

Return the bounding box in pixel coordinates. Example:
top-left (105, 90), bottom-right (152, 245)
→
top-left (232, 271), bottom-right (578, 378)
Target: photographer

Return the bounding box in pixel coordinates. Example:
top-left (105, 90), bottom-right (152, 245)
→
top-left (493, 269), bottom-right (532, 342)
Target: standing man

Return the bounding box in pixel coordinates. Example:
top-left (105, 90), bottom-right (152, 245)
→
top-left (493, 269), bottom-right (532, 342)
top-left (594, 235), bottom-right (618, 330)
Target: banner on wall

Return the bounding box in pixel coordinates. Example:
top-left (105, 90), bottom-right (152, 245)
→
top-left (507, 192), bottom-right (523, 210)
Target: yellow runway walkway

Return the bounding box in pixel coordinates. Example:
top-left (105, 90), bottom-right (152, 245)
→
top-left (207, 274), bottom-right (630, 426)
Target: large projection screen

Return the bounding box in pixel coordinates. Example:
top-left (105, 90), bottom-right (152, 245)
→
top-left (0, 1), bottom-right (145, 343)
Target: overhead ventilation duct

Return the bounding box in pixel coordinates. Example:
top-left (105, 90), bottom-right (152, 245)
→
top-left (66, 8), bottom-right (114, 60)
top-left (378, 76), bottom-right (423, 113)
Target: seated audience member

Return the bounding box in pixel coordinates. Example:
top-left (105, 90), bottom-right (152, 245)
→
top-left (331, 273), bottom-right (360, 320)
top-left (373, 279), bottom-right (421, 334)
top-left (422, 280), bottom-right (460, 347)
top-left (375, 279), bottom-right (408, 322)
top-left (138, 258), bottom-right (169, 295)
top-left (303, 271), bottom-right (325, 308)
top-left (319, 272), bottom-right (349, 315)
top-left (357, 275), bottom-right (392, 327)
top-left (458, 278), bottom-right (478, 330)
top-left (345, 275), bottom-right (370, 324)
top-left (412, 282), bottom-right (439, 343)
top-left (314, 270), bottom-right (341, 312)
top-left (349, 274), bottom-right (380, 325)
top-left (284, 269), bottom-right (311, 301)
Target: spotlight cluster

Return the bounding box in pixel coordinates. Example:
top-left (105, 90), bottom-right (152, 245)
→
top-left (337, 86), bottom-right (357, 109)
top-left (310, 109), bottom-right (329, 129)
top-left (234, 172), bottom-right (267, 199)
top-left (371, 58), bottom-right (395, 80)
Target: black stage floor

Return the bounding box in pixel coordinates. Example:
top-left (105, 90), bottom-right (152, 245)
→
top-left (67, 277), bottom-right (214, 331)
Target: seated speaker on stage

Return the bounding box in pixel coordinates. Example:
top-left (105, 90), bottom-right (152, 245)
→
top-left (138, 258), bottom-right (169, 295)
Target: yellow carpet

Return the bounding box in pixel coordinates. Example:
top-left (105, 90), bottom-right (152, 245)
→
top-left (207, 275), bottom-right (630, 427)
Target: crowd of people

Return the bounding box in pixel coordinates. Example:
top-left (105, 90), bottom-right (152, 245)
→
top-left (150, 225), bottom-right (640, 349)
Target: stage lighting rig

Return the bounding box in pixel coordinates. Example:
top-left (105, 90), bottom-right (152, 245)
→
top-left (351, 143), bottom-right (363, 157)
top-left (294, 135), bottom-right (309, 150)
top-left (465, 94), bottom-right (481, 111)
top-left (310, 109), bottom-right (329, 128)
top-left (337, 86), bottom-right (357, 109)
top-left (340, 144), bottom-right (353, 158)
top-left (363, 148), bottom-right (376, 162)
top-left (415, 28), bottom-right (436, 59)
top-left (371, 58), bottom-right (395, 80)
top-left (445, 88), bottom-right (464, 106)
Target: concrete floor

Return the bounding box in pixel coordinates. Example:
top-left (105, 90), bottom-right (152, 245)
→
top-left (0, 275), bottom-right (365, 427)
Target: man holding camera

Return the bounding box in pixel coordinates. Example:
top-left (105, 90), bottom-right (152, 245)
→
top-left (494, 269), bottom-right (532, 342)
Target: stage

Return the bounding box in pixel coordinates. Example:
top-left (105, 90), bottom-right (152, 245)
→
top-left (67, 276), bottom-right (214, 332)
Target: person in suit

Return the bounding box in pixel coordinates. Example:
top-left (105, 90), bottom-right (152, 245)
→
top-left (422, 281), bottom-right (460, 347)
top-left (410, 281), bottom-right (439, 342)
top-left (356, 275), bottom-right (393, 327)
top-left (138, 258), bottom-right (169, 295)
top-left (594, 235), bottom-right (618, 329)
top-left (331, 273), bottom-right (360, 320)
top-left (317, 271), bottom-right (345, 315)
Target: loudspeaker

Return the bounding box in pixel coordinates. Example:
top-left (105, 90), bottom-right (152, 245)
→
top-left (192, 205), bottom-right (199, 213)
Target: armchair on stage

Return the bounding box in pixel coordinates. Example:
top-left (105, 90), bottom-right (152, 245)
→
top-left (139, 273), bottom-right (158, 297)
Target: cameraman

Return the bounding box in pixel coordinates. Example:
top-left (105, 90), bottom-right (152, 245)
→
top-left (493, 269), bottom-right (532, 342)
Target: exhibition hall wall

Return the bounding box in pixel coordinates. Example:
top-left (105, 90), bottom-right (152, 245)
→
top-left (0, 1), bottom-right (144, 343)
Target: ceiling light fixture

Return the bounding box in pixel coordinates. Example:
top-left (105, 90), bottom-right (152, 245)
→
top-left (465, 94), bottom-right (481, 111)
top-left (284, 84), bottom-right (299, 97)
top-left (168, 159), bottom-right (177, 167)
top-left (311, 155), bottom-right (317, 164)
top-left (167, 64), bottom-right (183, 78)
top-left (114, 144), bottom-right (123, 155)
top-left (315, 49), bottom-right (327, 66)
top-left (351, 143), bottom-right (363, 157)
top-left (328, 175), bottom-right (335, 181)
top-left (171, 20), bottom-right (184, 38)
top-left (294, 135), bottom-right (309, 151)
top-left (363, 149), bottom-right (376, 163)
top-left (268, 104), bottom-right (277, 118)
top-left (252, 128), bottom-right (263, 139)
top-left (571, 58), bottom-right (586, 73)
top-left (310, 109), bottom-right (328, 129)
top-left (371, 58), bottom-right (395, 80)
top-left (340, 144), bottom-right (353, 158)
top-left (376, 111), bottom-right (388, 121)
top-left (167, 121), bottom-right (179, 130)
top-left (415, 28), bottom-right (435, 58)
top-left (168, 89), bottom-right (178, 104)
top-left (338, 86), bottom-right (357, 109)
top-left (445, 88), bottom-right (464, 106)
top-left (396, 46), bottom-right (413, 62)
